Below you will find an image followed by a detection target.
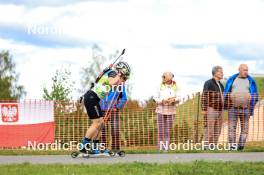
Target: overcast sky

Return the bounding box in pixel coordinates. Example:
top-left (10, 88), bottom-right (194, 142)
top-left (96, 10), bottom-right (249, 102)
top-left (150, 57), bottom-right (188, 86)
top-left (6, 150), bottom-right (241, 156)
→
top-left (0, 0), bottom-right (264, 100)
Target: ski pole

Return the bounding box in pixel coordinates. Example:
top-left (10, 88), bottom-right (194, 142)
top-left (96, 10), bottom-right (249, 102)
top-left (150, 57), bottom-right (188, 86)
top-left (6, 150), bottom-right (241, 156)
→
top-left (90, 49), bottom-right (126, 89)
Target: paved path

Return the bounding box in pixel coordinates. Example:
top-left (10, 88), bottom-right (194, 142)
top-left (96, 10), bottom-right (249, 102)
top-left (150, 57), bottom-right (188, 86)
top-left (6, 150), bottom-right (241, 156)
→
top-left (0, 153), bottom-right (264, 164)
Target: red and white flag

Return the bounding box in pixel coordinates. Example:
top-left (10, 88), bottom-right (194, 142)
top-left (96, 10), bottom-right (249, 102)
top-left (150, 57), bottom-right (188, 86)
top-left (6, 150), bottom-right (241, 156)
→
top-left (0, 101), bottom-right (55, 147)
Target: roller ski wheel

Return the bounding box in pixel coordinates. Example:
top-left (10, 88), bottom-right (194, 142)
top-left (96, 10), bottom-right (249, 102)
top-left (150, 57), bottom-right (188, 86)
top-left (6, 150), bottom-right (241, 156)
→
top-left (117, 150), bottom-right (125, 157)
top-left (71, 151), bottom-right (90, 158)
top-left (71, 151), bottom-right (81, 158)
top-left (108, 150), bottom-right (116, 157)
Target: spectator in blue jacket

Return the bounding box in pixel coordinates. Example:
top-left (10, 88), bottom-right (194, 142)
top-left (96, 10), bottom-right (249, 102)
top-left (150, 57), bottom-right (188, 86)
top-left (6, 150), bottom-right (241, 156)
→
top-left (224, 64), bottom-right (258, 150)
top-left (100, 83), bottom-right (127, 151)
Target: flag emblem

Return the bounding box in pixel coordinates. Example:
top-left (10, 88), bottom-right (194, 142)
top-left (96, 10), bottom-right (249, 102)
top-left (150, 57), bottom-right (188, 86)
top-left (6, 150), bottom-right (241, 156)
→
top-left (1, 104), bottom-right (19, 123)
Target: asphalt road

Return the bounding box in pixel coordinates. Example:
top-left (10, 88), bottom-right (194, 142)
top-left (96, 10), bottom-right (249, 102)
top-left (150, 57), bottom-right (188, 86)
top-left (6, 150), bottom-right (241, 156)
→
top-left (0, 153), bottom-right (264, 164)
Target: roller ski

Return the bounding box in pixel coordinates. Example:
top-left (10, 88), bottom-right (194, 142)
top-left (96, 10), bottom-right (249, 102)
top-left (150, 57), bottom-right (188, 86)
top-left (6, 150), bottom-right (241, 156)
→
top-left (71, 149), bottom-right (125, 158)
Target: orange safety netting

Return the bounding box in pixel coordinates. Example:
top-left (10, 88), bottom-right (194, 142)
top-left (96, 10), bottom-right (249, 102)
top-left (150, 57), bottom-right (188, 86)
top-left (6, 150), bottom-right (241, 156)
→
top-left (0, 92), bottom-right (263, 150)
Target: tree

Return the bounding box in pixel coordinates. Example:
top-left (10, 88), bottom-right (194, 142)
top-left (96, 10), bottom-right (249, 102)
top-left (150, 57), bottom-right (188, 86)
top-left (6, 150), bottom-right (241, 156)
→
top-left (0, 50), bottom-right (26, 100)
top-left (80, 44), bottom-right (111, 91)
top-left (43, 67), bottom-right (74, 101)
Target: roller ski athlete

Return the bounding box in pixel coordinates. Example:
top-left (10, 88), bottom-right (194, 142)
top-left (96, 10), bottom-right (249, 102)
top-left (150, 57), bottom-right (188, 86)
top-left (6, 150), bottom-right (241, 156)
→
top-left (71, 49), bottom-right (129, 158)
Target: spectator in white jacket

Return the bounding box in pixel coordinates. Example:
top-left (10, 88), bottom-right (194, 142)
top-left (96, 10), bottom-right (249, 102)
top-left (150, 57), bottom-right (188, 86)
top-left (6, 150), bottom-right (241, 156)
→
top-left (154, 72), bottom-right (179, 150)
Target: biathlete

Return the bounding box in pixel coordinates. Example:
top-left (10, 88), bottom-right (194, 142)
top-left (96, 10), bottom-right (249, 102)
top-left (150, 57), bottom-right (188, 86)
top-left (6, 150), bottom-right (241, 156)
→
top-left (79, 61), bottom-right (130, 156)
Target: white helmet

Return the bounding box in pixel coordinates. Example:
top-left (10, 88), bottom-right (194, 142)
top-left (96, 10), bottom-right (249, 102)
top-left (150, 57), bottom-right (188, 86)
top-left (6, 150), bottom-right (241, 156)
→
top-left (115, 61), bottom-right (131, 80)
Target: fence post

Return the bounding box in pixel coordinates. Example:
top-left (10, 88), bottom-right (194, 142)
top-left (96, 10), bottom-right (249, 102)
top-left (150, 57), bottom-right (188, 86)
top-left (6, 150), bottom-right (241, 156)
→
top-left (195, 92), bottom-right (201, 143)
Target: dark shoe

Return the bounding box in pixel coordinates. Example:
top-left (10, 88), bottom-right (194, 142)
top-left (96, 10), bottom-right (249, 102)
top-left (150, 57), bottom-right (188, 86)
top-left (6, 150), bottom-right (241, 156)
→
top-left (237, 146), bottom-right (244, 151)
top-left (79, 145), bottom-right (87, 153)
top-left (79, 142), bottom-right (90, 153)
top-left (229, 146), bottom-right (237, 151)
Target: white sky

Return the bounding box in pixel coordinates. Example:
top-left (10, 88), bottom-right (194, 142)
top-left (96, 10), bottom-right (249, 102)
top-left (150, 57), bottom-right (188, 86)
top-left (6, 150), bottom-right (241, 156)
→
top-left (0, 0), bottom-right (264, 100)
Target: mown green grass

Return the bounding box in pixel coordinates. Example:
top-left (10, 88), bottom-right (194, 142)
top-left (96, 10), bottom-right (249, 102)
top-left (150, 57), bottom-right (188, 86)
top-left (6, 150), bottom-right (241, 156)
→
top-left (0, 161), bottom-right (264, 175)
top-left (0, 149), bottom-right (72, 156)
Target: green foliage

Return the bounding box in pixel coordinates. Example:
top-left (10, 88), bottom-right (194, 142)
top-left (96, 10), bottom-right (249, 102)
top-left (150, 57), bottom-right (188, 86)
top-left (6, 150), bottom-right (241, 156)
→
top-left (255, 77), bottom-right (264, 95)
top-left (0, 50), bottom-right (26, 100)
top-left (80, 45), bottom-right (110, 90)
top-left (43, 68), bottom-right (74, 101)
